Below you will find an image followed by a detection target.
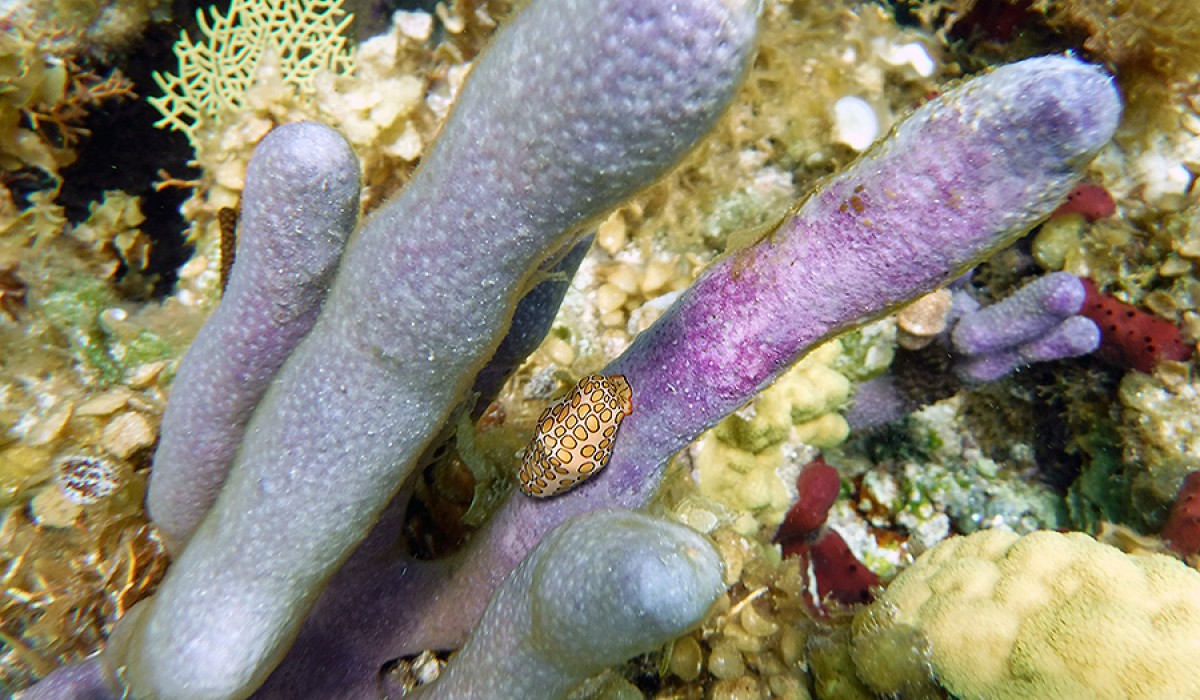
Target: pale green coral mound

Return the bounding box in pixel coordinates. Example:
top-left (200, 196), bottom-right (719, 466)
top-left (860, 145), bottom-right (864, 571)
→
top-left (149, 0), bottom-right (355, 146)
top-left (851, 529), bottom-right (1200, 700)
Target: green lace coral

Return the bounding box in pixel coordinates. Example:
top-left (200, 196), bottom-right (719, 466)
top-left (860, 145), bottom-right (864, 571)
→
top-left (149, 0), bottom-right (355, 146)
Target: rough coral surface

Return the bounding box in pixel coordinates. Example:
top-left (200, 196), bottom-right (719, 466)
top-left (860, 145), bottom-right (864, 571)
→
top-left (415, 510), bottom-right (723, 699)
top-left (102, 1), bottom-right (761, 698)
top-left (146, 122), bottom-right (360, 551)
top-left (257, 55), bottom-right (1119, 699)
top-left (952, 272), bottom-right (1100, 382)
top-left (852, 529), bottom-right (1200, 700)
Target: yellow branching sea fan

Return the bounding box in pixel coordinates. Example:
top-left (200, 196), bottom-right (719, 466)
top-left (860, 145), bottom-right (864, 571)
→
top-left (149, 0), bottom-right (356, 146)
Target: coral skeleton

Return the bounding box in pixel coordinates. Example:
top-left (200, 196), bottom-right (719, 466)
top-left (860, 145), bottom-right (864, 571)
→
top-left (20, 1), bottom-right (1124, 696)
top-left (264, 53), bottom-right (1120, 699)
top-left (852, 529), bottom-right (1200, 699)
top-left (107, 1), bottom-right (760, 698)
top-left (146, 122), bottom-right (361, 551)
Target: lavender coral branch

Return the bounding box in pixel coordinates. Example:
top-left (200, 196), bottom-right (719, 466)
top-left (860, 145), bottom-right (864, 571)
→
top-left (101, 1), bottom-right (760, 699)
top-left (146, 122), bottom-right (360, 552)
top-left (952, 271), bottom-right (1100, 382)
top-left (414, 510), bottom-right (723, 699)
top-left (953, 271), bottom-right (1088, 353)
top-left (14, 659), bottom-right (121, 700)
top-left (259, 57), bottom-right (1120, 695)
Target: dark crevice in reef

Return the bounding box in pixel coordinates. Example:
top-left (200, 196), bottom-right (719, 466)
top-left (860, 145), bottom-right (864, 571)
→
top-left (56, 17), bottom-right (199, 300)
top-left (347, 0), bottom-right (443, 38)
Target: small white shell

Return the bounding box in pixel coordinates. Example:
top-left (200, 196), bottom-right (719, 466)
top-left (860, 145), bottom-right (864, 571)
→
top-left (833, 95), bottom-right (879, 152)
top-left (519, 374), bottom-right (632, 498)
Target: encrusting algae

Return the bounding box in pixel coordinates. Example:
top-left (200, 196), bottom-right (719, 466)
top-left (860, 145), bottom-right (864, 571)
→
top-left (2, 0), bottom-right (1200, 697)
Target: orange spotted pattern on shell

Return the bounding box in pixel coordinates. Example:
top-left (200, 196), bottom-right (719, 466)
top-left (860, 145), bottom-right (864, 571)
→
top-left (519, 374), bottom-right (633, 498)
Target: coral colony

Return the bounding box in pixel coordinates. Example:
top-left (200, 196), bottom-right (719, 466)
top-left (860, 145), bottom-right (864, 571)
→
top-left (853, 528), bottom-right (1200, 698)
top-left (20, 0), bottom-right (1200, 699)
top-left (22, 0), bottom-right (1131, 693)
top-left (247, 53), bottom-right (1123, 700)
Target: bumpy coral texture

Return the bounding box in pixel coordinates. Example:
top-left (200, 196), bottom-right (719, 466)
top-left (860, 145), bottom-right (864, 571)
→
top-left (417, 509), bottom-right (723, 699)
top-left (852, 529), bottom-right (1200, 700)
top-left (694, 340), bottom-right (852, 525)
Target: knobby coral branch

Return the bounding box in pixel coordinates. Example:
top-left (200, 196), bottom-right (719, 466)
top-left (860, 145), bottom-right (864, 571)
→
top-left (952, 271), bottom-right (1101, 383)
top-left (413, 510), bottom-right (724, 699)
top-left (100, 1), bottom-right (760, 698)
top-left (147, 122), bottom-right (361, 552)
top-left (21, 14), bottom-right (1122, 700)
top-left (261, 55), bottom-right (1121, 698)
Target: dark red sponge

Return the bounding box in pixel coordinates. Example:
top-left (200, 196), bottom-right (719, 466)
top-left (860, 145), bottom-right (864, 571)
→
top-left (1052, 182), bottom-right (1116, 223)
top-left (1163, 471), bottom-right (1200, 557)
top-left (776, 456), bottom-right (842, 542)
top-left (1078, 278), bottom-right (1193, 373)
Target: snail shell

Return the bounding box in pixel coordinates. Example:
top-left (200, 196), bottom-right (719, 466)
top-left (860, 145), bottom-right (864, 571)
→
top-left (519, 374), bottom-right (632, 497)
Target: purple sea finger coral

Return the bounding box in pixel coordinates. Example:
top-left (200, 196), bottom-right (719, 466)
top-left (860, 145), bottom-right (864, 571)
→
top-left (493, 53), bottom-right (1122, 555)
top-left (1020, 316), bottom-right (1102, 362)
top-left (952, 271), bottom-right (1101, 383)
top-left (952, 271), bottom-right (1088, 355)
top-left (414, 510), bottom-right (723, 699)
top-left (958, 315), bottom-right (1101, 383)
top-left (100, 1), bottom-right (761, 698)
top-left (261, 56), bottom-right (1121, 693)
top-left (146, 122), bottom-right (361, 553)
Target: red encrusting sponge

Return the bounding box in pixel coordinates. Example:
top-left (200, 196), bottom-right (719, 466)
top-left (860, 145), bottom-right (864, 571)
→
top-left (777, 456), bottom-right (842, 541)
top-left (1163, 471), bottom-right (1200, 557)
top-left (1051, 182), bottom-right (1117, 222)
top-left (775, 457), bottom-right (880, 617)
top-left (805, 529), bottom-right (881, 608)
top-left (1078, 278), bottom-right (1193, 373)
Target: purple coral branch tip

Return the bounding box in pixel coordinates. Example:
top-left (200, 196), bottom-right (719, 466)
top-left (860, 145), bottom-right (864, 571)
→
top-left (952, 272), bottom-right (1088, 356)
top-left (1018, 315), bottom-right (1101, 363)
